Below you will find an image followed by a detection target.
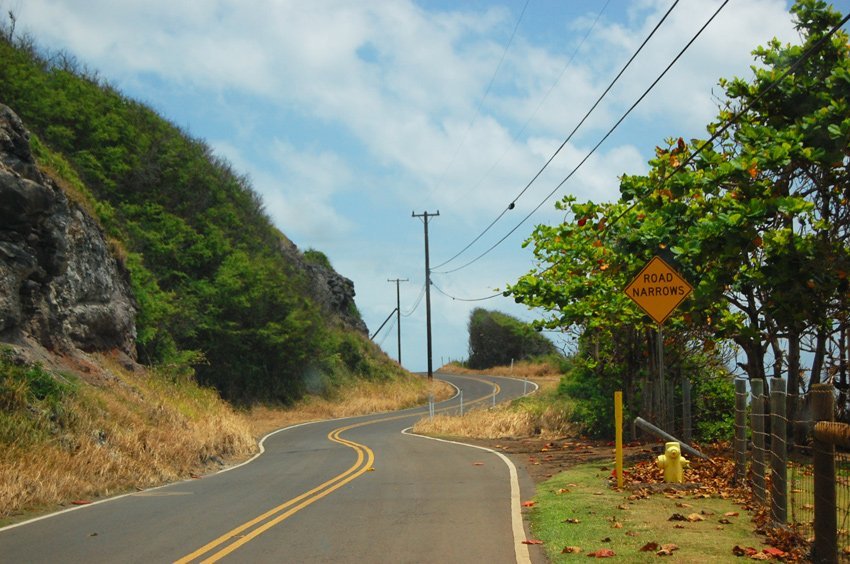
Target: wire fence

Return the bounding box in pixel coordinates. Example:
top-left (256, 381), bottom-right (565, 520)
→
top-left (734, 380), bottom-right (850, 562)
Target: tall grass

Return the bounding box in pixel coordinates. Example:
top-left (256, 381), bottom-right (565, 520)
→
top-left (412, 390), bottom-right (576, 440)
top-left (0, 350), bottom-right (254, 520)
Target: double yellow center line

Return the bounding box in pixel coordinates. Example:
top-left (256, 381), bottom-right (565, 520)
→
top-left (175, 377), bottom-right (500, 563)
top-left (174, 421), bottom-right (375, 563)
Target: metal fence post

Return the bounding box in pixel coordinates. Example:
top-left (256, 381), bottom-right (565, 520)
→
top-left (811, 383), bottom-right (836, 564)
top-left (770, 378), bottom-right (787, 526)
top-left (735, 378), bottom-right (748, 484)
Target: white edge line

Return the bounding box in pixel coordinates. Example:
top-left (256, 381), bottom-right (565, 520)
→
top-left (0, 379), bottom-right (462, 533)
top-left (401, 427), bottom-right (532, 564)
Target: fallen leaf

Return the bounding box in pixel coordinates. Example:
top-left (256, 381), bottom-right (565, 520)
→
top-left (763, 547), bottom-right (787, 557)
top-left (71, 500), bottom-right (92, 505)
top-left (668, 513), bottom-right (687, 521)
top-left (587, 548), bottom-right (615, 558)
top-left (625, 531), bottom-right (638, 537)
top-left (751, 553), bottom-right (771, 560)
top-left (673, 524), bottom-right (686, 529)
top-left (601, 537), bottom-right (611, 543)
top-left (611, 522), bottom-right (623, 529)
top-left (732, 546), bottom-right (758, 557)
top-left (522, 501), bottom-right (535, 507)
top-left (724, 511), bottom-right (739, 517)
top-left (686, 513), bottom-right (705, 522)
top-left (718, 518), bottom-right (732, 525)
top-left (522, 539), bottom-right (543, 545)
top-left (640, 542), bottom-right (659, 552)
top-left (561, 546), bottom-right (582, 554)
top-left (675, 502), bottom-right (692, 508)
top-left (661, 544), bottom-right (679, 552)
top-left (563, 518), bottom-right (581, 524)
top-left (556, 488), bottom-right (571, 495)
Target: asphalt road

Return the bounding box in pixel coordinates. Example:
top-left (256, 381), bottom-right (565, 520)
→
top-left (0, 373), bottom-right (543, 563)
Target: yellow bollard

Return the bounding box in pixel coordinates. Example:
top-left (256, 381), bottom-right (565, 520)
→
top-left (656, 441), bottom-right (689, 483)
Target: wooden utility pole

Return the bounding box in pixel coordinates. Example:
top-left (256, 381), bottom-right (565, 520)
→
top-left (412, 211), bottom-right (439, 380)
top-left (387, 278), bottom-right (408, 365)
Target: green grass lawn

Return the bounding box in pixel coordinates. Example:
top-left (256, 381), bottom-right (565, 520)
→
top-left (527, 463), bottom-right (772, 562)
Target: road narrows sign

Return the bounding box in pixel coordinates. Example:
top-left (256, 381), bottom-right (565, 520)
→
top-left (624, 256), bottom-right (693, 324)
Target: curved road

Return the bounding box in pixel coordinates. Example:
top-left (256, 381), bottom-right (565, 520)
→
top-left (0, 374), bottom-right (544, 563)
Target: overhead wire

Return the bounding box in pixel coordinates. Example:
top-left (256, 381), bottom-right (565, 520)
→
top-left (531, 9), bottom-right (850, 279)
top-left (400, 282), bottom-right (427, 317)
top-left (432, 0), bottom-right (678, 272)
top-left (429, 0), bottom-right (531, 198)
top-left (430, 0), bottom-right (612, 271)
top-left (430, 280), bottom-right (502, 302)
top-left (437, 0), bottom-right (730, 276)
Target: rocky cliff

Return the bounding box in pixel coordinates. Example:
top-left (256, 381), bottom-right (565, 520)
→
top-left (277, 237), bottom-right (368, 335)
top-left (0, 103), bottom-right (366, 365)
top-left (0, 104), bottom-right (137, 357)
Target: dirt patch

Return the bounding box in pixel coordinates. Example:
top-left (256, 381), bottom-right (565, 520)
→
top-left (463, 436), bottom-right (657, 483)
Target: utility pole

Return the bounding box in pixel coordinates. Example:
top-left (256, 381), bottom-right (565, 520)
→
top-left (387, 277), bottom-right (408, 365)
top-left (412, 210), bottom-right (439, 380)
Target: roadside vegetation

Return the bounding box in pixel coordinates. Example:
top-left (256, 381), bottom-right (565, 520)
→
top-left (0, 346), bottom-right (446, 524)
top-left (0, 25), bottom-right (388, 405)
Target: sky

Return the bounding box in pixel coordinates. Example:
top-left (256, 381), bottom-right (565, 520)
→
top-left (5, 0), bottom-right (850, 372)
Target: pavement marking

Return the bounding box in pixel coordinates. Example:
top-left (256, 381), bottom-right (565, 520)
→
top-left (176, 376), bottom-right (503, 562)
top-left (401, 428), bottom-right (532, 564)
top-left (174, 422), bottom-right (375, 564)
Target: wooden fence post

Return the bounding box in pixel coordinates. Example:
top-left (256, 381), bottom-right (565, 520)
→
top-left (750, 378), bottom-right (766, 505)
top-left (770, 378), bottom-right (787, 526)
top-left (682, 375), bottom-right (692, 444)
top-left (811, 383), bottom-right (836, 564)
top-left (735, 378), bottom-right (748, 484)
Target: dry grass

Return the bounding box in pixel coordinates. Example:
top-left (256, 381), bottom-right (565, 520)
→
top-left (411, 395), bottom-right (576, 440)
top-left (0, 353), bottom-right (452, 523)
top-left (0, 356), bottom-right (255, 521)
top-left (245, 377), bottom-right (454, 438)
top-left (410, 360), bottom-right (573, 440)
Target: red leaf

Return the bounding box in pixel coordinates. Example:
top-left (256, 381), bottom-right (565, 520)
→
top-left (587, 548), bottom-right (616, 558)
top-left (71, 500), bottom-right (92, 505)
top-left (522, 501), bottom-right (535, 507)
top-left (522, 539), bottom-right (543, 545)
top-left (763, 547), bottom-right (787, 557)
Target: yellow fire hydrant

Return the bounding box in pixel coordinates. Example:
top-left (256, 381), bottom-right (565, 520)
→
top-left (656, 441), bottom-right (689, 483)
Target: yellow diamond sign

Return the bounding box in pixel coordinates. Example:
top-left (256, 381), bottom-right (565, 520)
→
top-left (624, 256), bottom-right (693, 324)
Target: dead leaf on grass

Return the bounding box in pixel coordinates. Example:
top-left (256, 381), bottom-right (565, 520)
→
top-left (587, 549), bottom-right (615, 558)
top-left (522, 539), bottom-right (543, 545)
top-left (639, 542), bottom-right (659, 552)
top-left (561, 546), bottom-right (582, 554)
top-left (668, 513), bottom-right (687, 521)
top-left (522, 501), bottom-right (535, 507)
top-left (686, 513), bottom-right (705, 522)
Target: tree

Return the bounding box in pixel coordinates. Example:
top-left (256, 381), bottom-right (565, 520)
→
top-left (466, 308), bottom-right (557, 369)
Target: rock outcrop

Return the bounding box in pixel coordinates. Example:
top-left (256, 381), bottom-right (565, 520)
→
top-left (277, 237), bottom-right (368, 335)
top-left (0, 104), bottom-right (137, 356)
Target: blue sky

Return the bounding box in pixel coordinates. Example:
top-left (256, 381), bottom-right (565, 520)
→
top-left (6, 0), bottom-right (850, 372)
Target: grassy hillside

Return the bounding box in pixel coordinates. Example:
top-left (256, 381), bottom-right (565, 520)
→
top-left (0, 32), bottom-right (400, 403)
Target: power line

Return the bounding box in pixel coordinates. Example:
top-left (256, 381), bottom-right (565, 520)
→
top-left (430, 280), bottom-right (501, 302)
top-left (603, 8), bottom-right (850, 232)
top-left (437, 0), bottom-right (729, 276)
top-left (430, 1), bottom-right (612, 271)
top-left (429, 0), bottom-right (530, 198)
top-left (532, 9), bottom-right (850, 279)
top-left (401, 283), bottom-right (427, 317)
top-left (432, 0), bottom-right (678, 271)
